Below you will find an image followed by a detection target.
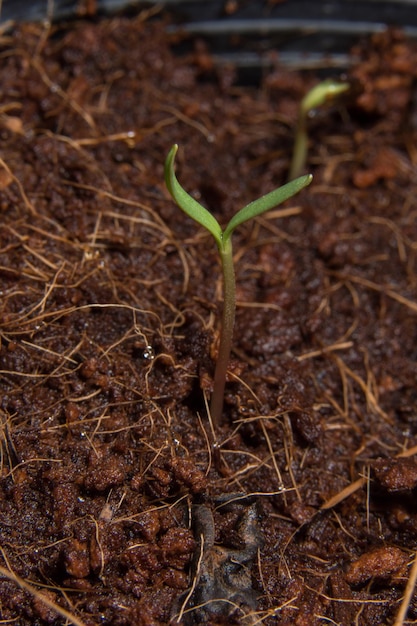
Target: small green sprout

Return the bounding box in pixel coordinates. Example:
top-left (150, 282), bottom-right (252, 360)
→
top-left (165, 144), bottom-right (312, 427)
top-left (289, 78), bottom-right (351, 181)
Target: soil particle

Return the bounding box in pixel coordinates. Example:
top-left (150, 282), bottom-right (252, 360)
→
top-left (32, 589), bottom-right (60, 623)
top-left (346, 546), bottom-right (409, 585)
top-left (84, 451), bottom-right (128, 492)
top-left (373, 457), bottom-right (417, 491)
top-left (132, 509), bottom-right (161, 541)
top-left (353, 146), bottom-right (406, 188)
top-left (159, 527), bottom-right (196, 561)
top-left (171, 457), bottom-right (207, 494)
top-left (64, 538), bottom-right (91, 578)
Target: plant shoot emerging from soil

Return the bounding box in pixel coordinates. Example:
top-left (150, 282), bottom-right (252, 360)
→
top-left (165, 144), bottom-right (312, 427)
top-left (289, 78), bottom-right (351, 181)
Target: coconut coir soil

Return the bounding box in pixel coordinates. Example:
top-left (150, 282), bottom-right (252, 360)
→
top-left (1, 9), bottom-right (417, 626)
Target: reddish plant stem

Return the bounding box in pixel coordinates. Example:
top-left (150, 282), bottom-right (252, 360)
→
top-left (209, 236), bottom-right (236, 427)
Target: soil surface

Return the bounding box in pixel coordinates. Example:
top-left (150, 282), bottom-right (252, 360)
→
top-left (1, 9), bottom-right (417, 626)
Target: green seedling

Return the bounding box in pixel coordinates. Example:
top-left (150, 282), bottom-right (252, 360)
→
top-left (289, 78), bottom-right (351, 181)
top-left (165, 144), bottom-right (312, 427)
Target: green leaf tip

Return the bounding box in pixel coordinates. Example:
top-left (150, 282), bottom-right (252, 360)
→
top-left (164, 144), bottom-right (222, 245)
top-left (301, 79), bottom-right (351, 116)
top-left (224, 173), bottom-right (312, 239)
top-left (165, 145), bottom-right (312, 249)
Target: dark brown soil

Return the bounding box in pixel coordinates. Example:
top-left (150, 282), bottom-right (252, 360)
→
top-left (1, 9), bottom-right (417, 626)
